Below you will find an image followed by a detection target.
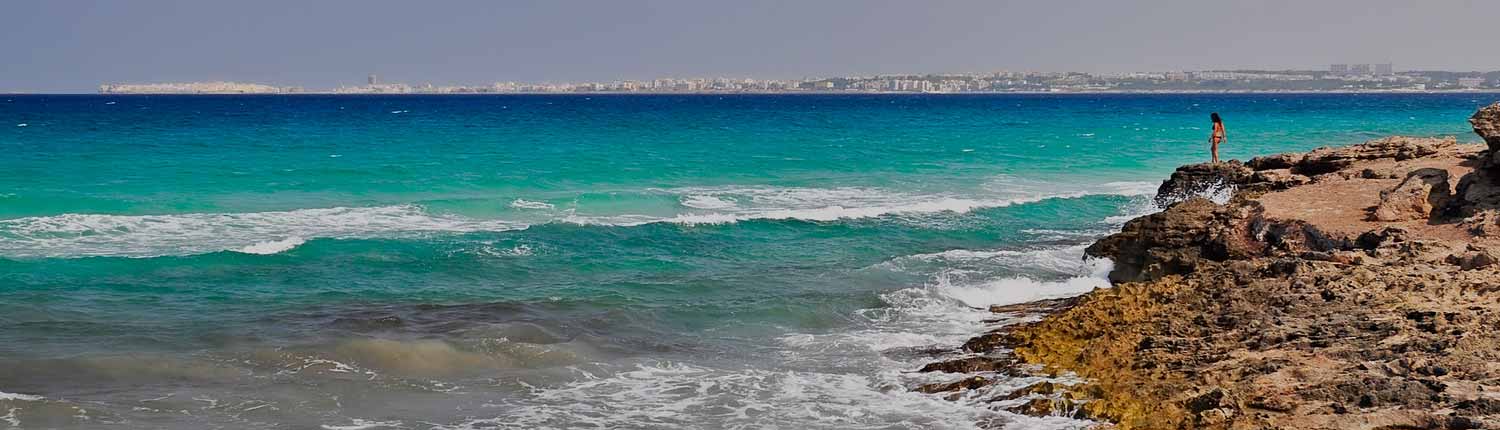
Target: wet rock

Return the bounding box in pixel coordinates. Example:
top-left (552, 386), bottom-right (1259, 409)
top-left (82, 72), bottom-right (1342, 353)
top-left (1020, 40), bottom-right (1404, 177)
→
top-left (918, 356), bottom-right (1008, 374)
top-left (915, 375), bottom-right (992, 394)
top-left (1155, 161), bottom-right (1252, 207)
top-left (1372, 168), bottom-right (1452, 221)
top-left (1004, 397), bottom-right (1081, 418)
top-left (1086, 198), bottom-right (1221, 283)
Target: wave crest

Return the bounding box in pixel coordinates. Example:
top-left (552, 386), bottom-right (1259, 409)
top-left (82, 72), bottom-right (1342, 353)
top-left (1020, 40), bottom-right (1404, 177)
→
top-left (0, 205), bottom-right (527, 259)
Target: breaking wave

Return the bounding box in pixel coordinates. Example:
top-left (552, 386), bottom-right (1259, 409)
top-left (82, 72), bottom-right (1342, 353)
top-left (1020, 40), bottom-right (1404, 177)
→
top-left (0, 181), bottom-right (1155, 259)
top-left (468, 244), bottom-right (1111, 429)
top-left (235, 236), bottom-right (307, 255)
top-left (0, 205), bottom-right (527, 259)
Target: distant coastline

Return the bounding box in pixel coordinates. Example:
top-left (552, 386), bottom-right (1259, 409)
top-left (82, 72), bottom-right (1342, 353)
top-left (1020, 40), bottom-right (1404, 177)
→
top-left (80, 69), bottom-right (1500, 95)
top-left (8, 89), bottom-right (1500, 96)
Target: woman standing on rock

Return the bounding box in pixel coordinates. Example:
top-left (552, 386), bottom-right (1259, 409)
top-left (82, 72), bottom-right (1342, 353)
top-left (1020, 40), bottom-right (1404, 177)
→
top-left (1210, 112), bottom-right (1226, 163)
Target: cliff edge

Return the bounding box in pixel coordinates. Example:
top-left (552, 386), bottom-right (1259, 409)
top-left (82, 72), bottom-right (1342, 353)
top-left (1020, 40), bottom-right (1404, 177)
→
top-left (917, 105), bottom-right (1500, 429)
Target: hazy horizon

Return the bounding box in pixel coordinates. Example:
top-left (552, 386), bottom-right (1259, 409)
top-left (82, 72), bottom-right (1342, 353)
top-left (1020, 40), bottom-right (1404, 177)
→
top-left (5, 0), bottom-right (1500, 92)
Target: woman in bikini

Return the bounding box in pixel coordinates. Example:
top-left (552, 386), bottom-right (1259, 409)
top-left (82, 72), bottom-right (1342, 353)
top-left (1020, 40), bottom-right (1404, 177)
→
top-left (1210, 112), bottom-right (1225, 163)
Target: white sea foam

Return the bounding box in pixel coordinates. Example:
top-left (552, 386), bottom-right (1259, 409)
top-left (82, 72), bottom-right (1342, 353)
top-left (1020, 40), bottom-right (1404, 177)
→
top-left (679, 194), bottom-right (736, 210)
top-left (463, 244), bottom-right (1109, 430)
top-left (508, 199), bottom-right (555, 210)
top-left (1, 180), bottom-right (1156, 259)
top-left (934, 262), bottom-right (1110, 309)
top-left (321, 418), bottom-right (407, 430)
top-left (0, 391), bottom-right (43, 402)
top-left (574, 183), bottom-right (1141, 227)
top-left (0, 205), bottom-right (526, 259)
top-left (454, 362), bottom-right (1023, 430)
top-left (235, 236), bottom-right (306, 255)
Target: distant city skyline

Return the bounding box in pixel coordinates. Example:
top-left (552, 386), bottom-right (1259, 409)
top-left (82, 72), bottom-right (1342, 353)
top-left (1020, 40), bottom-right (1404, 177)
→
top-left (6, 0), bottom-right (1500, 92)
top-left (95, 67), bottom-right (1500, 95)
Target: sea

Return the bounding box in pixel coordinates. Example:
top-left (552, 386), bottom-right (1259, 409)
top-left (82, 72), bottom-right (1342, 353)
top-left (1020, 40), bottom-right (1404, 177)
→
top-left (0, 93), bottom-right (1492, 429)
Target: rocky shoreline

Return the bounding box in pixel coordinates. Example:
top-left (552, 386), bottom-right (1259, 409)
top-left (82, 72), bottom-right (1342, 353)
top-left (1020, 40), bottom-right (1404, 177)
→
top-left (916, 105), bottom-right (1500, 429)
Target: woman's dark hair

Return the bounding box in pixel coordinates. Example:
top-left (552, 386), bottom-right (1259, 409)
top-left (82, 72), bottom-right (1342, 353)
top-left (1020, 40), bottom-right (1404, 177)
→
top-left (1211, 112), bottom-right (1222, 123)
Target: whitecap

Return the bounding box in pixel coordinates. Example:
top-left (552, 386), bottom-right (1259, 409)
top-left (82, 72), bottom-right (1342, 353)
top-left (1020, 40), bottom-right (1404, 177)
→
top-left (475, 243), bottom-right (533, 257)
top-left (0, 391), bottom-right (43, 402)
top-left (14, 123), bottom-right (26, 127)
top-left (0, 205), bottom-right (527, 259)
top-left (235, 236), bottom-right (306, 255)
top-left (933, 262), bottom-right (1111, 309)
top-left (508, 199), bottom-right (555, 210)
top-left (679, 194), bottom-right (736, 210)
top-left (321, 418), bottom-right (406, 430)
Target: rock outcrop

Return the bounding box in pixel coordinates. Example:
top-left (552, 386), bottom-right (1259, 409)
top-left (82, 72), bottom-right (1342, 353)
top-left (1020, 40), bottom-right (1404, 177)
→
top-left (914, 105), bottom-right (1500, 430)
top-left (1372, 168), bottom-right (1452, 221)
top-left (1457, 102), bottom-right (1500, 236)
top-left (1153, 136), bottom-right (1457, 208)
top-left (1470, 103), bottom-right (1500, 155)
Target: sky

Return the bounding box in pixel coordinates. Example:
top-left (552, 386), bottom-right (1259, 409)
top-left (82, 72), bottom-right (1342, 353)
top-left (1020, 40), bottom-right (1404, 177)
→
top-left (4, 0), bottom-right (1500, 92)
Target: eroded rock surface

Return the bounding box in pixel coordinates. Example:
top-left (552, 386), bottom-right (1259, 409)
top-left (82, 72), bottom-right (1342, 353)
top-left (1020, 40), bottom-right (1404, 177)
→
top-left (914, 106), bottom-right (1500, 429)
top-left (1372, 168), bottom-right (1452, 221)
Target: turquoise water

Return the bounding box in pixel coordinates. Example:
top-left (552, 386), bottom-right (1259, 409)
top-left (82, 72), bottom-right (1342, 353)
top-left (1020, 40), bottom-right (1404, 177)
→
top-left (0, 93), bottom-right (1491, 429)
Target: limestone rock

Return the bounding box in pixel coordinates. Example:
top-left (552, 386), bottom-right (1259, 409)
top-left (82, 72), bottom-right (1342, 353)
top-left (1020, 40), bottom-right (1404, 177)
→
top-left (1371, 168), bottom-right (1451, 221)
top-left (1445, 245), bottom-right (1500, 270)
top-left (1296, 136), bottom-right (1456, 175)
top-left (1086, 198), bottom-right (1221, 283)
top-left (1248, 152), bottom-right (1304, 171)
top-left (1469, 102), bottom-right (1500, 153)
top-left (1460, 210), bottom-right (1500, 237)
top-left (1251, 169), bottom-right (1311, 190)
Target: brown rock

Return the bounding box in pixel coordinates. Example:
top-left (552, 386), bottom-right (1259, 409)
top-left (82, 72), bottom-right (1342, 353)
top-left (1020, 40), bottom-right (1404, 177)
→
top-left (915, 375), bottom-right (992, 394)
top-left (1251, 169), bottom-right (1311, 190)
top-left (1086, 198), bottom-right (1221, 283)
top-left (1296, 136), bottom-right (1456, 175)
top-left (1371, 168), bottom-right (1451, 221)
top-left (1154, 161), bottom-right (1253, 207)
top-left (1460, 210), bottom-right (1500, 237)
top-left (1445, 245), bottom-right (1500, 270)
top-left (918, 356), bottom-right (1008, 374)
top-left (1004, 397), bottom-right (1080, 418)
top-left (1469, 102), bottom-right (1500, 154)
top-left (1248, 152), bottom-right (1305, 171)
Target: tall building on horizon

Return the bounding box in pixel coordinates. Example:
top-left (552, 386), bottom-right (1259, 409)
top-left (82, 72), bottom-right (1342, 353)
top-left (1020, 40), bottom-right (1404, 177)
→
top-left (368, 74), bottom-right (378, 85)
top-left (1330, 64), bottom-right (1349, 75)
top-left (1375, 63), bottom-right (1394, 75)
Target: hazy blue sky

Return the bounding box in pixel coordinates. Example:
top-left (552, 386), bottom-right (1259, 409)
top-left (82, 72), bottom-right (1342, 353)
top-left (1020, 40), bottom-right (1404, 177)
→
top-left (4, 0), bottom-right (1499, 92)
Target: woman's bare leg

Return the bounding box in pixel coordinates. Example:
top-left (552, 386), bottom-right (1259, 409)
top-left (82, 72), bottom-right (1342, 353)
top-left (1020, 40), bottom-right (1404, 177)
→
top-left (1211, 140), bottom-right (1220, 163)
